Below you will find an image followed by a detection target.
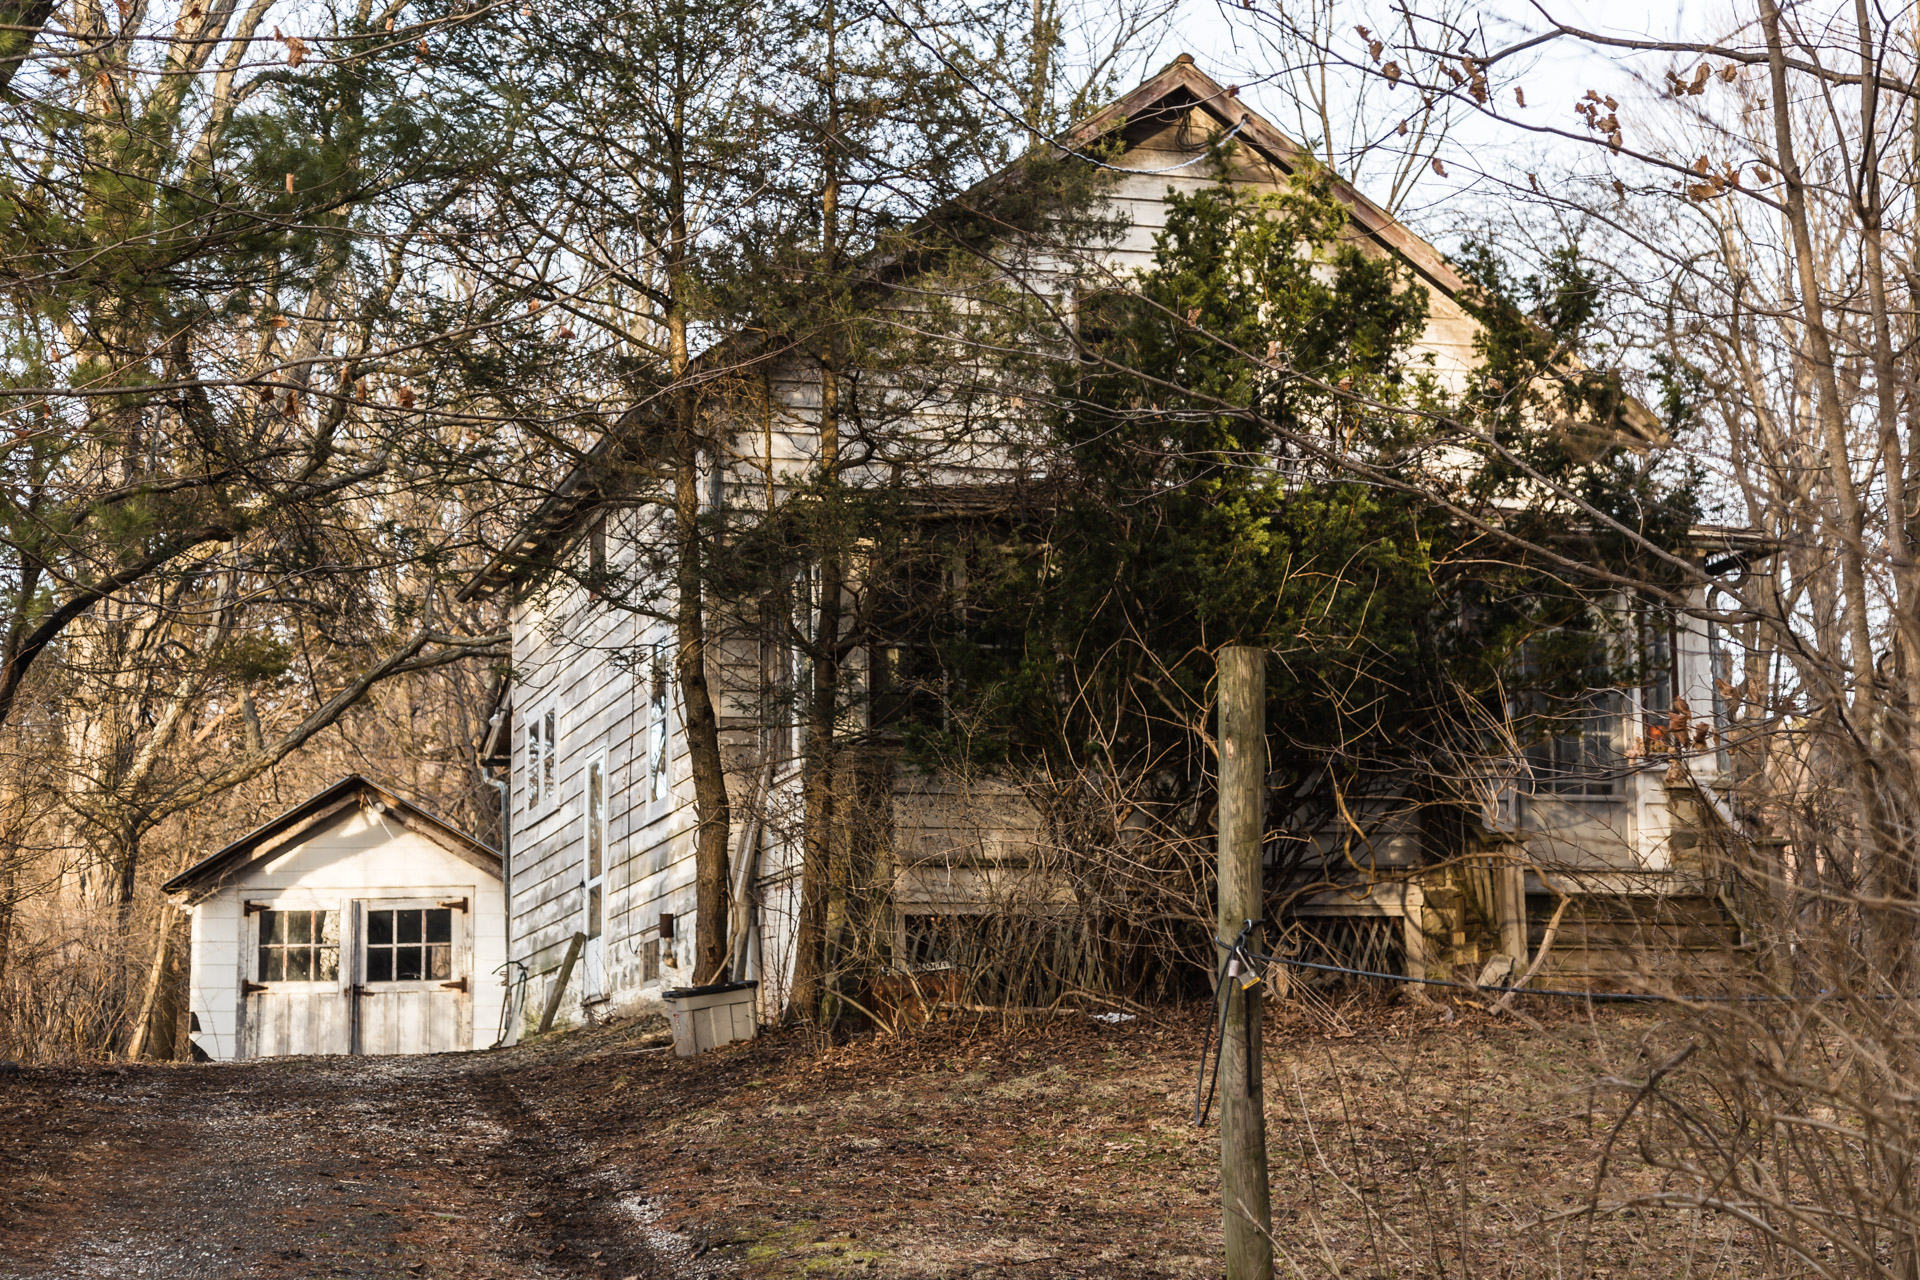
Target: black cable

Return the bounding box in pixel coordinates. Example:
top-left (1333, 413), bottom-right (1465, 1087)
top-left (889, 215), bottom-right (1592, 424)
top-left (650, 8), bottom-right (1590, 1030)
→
top-left (1192, 921), bottom-right (1253, 1126)
top-left (1238, 945), bottom-right (1914, 1004)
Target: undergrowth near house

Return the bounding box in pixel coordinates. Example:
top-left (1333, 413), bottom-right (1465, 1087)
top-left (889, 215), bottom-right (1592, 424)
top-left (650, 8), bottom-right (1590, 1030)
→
top-left (0, 996), bottom-right (1770, 1279)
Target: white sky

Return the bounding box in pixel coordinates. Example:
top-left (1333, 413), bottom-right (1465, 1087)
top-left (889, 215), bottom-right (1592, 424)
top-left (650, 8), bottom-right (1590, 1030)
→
top-left (1132, 0), bottom-right (1733, 234)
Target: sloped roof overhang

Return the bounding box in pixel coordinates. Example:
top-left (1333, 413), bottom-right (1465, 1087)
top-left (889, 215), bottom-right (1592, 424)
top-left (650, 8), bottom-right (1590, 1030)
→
top-left (163, 774), bottom-right (501, 903)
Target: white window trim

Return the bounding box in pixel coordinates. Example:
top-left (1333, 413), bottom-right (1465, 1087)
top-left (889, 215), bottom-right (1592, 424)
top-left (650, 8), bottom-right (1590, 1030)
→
top-left (526, 704), bottom-right (557, 813)
top-left (646, 644), bottom-right (672, 809)
top-left (583, 754), bottom-right (608, 942)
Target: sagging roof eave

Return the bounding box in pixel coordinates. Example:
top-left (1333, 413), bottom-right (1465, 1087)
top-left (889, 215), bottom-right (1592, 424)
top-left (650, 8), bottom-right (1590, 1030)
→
top-left (453, 406), bottom-right (672, 605)
top-left (163, 775), bottom-right (500, 902)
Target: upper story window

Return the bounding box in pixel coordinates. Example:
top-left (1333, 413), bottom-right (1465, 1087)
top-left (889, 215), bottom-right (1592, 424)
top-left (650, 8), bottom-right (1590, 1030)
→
top-left (586, 514), bottom-right (608, 598)
top-left (526, 707), bottom-right (556, 812)
top-left (647, 646), bottom-right (671, 804)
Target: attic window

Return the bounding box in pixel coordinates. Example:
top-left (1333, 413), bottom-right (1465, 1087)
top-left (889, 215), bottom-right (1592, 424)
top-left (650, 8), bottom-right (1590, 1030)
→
top-left (257, 910), bottom-right (340, 983)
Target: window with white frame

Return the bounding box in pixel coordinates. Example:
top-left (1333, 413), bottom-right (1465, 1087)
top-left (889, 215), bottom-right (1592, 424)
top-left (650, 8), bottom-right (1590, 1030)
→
top-left (584, 757), bottom-right (606, 939)
top-left (1515, 625), bottom-right (1623, 797)
top-left (256, 909), bottom-right (340, 982)
top-left (647, 645), bottom-right (670, 804)
top-left (526, 706), bottom-right (556, 811)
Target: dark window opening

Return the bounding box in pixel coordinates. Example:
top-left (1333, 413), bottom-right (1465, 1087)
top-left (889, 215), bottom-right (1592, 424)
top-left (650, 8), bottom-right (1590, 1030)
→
top-left (587, 515), bottom-right (608, 597)
top-left (1515, 627), bottom-right (1622, 797)
top-left (642, 939), bottom-right (661, 982)
top-left (257, 909), bottom-right (340, 983)
top-left (364, 908), bottom-right (453, 983)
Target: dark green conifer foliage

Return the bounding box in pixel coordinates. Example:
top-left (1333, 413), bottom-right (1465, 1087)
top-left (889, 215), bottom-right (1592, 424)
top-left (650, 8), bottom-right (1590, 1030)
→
top-left (890, 169), bottom-right (1701, 981)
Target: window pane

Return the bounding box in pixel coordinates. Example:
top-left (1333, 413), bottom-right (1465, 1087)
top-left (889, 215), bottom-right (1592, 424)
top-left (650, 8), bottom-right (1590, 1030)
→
top-left (288, 912), bottom-right (311, 945)
top-left (587, 763), bottom-right (604, 877)
top-left (367, 949), bottom-right (393, 982)
top-left (428, 945), bottom-right (451, 981)
top-left (319, 912), bottom-right (339, 947)
top-left (261, 948), bottom-right (283, 982)
top-left (527, 721), bottom-right (542, 811)
top-left (396, 947), bottom-right (423, 981)
top-left (397, 910), bottom-right (422, 945)
top-left (368, 910), bottom-right (393, 946)
top-left (261, 911), bottom-right (283, 944)
top-left (543, 711), bottom-right (556, 802)
top-left (317, 947), bottom-right (339, 982)
top-left (424, 909), bottom-right (451, 945)
top-left (287, 947), bottom-right (312, 982)
top-left (588, 885), bottom-right (603, 938)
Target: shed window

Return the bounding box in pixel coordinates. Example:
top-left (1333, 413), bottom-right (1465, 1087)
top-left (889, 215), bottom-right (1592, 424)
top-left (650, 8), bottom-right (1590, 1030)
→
top-left (365, 908), bottom-right (453, 982)
top-left (257, 910), bottom-right (340, 983)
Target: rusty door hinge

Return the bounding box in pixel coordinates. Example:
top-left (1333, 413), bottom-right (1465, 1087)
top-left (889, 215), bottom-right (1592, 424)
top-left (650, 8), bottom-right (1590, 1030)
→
top-left (437, 897), bottom-right (469, 913)
top-left (440, 977), bottom-right (469, 993)
top-left (242, 981), bottom-right (268, 995)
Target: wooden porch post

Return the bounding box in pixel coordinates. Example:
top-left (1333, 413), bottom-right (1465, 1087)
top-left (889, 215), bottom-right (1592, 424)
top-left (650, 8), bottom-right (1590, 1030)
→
top-left (1217, 646), bottom-right (1273, 1280)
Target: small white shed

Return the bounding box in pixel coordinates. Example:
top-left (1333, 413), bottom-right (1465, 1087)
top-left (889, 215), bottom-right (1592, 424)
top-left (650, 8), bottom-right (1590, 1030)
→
top-left (165, 775), bottom-right (507, 1061)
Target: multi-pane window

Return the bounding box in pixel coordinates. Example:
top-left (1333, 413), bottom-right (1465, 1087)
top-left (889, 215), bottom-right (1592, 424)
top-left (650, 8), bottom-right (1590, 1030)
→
top-left (1516, 627), bottom-right (1622, 797)
top-left (364, 908), bottom-right (453, 982)
top-left (1525, 690), bottom-right (1621, 795)
top-left (526, 708), bottom-right (556, 811)
top-left (257, 910), bottom-right (340, 983)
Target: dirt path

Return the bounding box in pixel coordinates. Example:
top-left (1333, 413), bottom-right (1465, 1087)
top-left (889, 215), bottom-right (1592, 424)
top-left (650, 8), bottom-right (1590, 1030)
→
top-left (0, 1047), bottom-right (691, 1280)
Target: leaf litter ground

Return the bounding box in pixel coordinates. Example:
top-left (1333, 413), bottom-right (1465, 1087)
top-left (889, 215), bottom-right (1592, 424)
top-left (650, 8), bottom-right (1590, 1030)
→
top-left (0, 998), bottom-right (1762, 1278)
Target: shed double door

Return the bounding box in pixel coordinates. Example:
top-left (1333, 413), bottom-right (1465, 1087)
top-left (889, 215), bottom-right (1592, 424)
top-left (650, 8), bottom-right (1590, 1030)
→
top-left (351, 898), bottom-right (473, 1055)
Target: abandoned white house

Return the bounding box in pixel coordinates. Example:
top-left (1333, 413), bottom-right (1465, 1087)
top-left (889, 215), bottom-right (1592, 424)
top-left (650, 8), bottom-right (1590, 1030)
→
top-left (461, 58), bottom-right (1751, 1033)
top-left (165, 775), bottom-right (507, 1060)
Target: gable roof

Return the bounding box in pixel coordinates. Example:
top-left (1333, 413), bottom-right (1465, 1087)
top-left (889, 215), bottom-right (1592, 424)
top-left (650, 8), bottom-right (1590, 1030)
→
top-left (1063, 55), bottom-right (1475, 302)
top-left (458, 56), bottom-right (1664, 602)
top-left (163, 774), bottom-right (501, 901)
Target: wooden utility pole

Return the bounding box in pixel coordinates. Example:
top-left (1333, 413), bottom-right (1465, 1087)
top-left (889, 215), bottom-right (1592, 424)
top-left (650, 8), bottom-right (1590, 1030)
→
top-left (1217, 646), bottom-right (1273, 1280)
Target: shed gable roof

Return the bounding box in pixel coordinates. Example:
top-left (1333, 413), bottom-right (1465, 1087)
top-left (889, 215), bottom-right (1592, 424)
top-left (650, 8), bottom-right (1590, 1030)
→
top-left (163, 775), bottom-right (500, 901)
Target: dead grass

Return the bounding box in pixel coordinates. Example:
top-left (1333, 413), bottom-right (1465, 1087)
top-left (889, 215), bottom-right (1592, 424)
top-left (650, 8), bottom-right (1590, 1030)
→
top-left (0, 994), bottom-right (1773, 1279)
top-left (520, 994), bottom-right (1763, 1278)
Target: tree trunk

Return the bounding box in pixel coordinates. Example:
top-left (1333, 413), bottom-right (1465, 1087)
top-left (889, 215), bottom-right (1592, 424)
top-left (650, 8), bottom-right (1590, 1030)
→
top-left (790, 7), bottom-right (849, 1020)
top-left (124, 900), bottom-right (174, 1061)
top-left (792, 541), bottom-right (844, 1013)
top-left (674, 434), bottom-right (733, 985)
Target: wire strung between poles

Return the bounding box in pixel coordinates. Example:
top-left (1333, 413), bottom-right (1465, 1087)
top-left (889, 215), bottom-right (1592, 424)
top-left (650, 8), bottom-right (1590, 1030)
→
top-left (1232, 937), bottom-right (1915, 1003)
top-left (1189, 921), bottom-right (1920, 1127)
